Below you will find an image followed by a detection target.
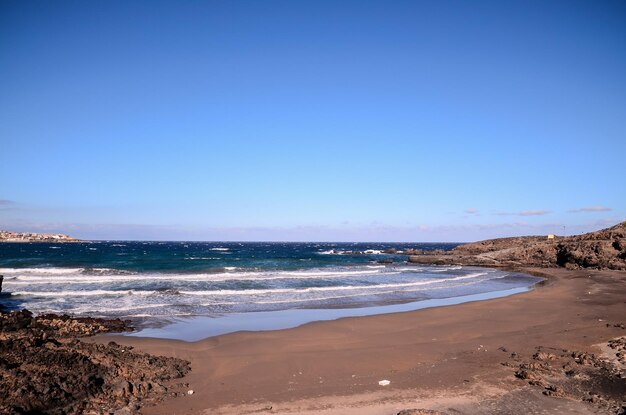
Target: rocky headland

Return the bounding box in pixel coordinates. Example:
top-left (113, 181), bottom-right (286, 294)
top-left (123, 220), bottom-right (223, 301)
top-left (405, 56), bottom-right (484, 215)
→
top-left (0, 230), bottom-right (80, 242)
top-left (408, 221), bottom-right (626, 270)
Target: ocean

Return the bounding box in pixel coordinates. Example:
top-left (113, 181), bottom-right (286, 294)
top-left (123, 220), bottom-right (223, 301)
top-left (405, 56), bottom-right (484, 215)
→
top-left (0, 241), bottom-right (541, 338)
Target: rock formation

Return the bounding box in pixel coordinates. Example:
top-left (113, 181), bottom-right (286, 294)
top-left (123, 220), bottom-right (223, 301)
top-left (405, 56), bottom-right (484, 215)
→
top-left (0, 310), bottom-right (190, 414)
top-left (508, 339), bottom-right (626, 413)
top-left (409, 221), bottom-right (626, 270)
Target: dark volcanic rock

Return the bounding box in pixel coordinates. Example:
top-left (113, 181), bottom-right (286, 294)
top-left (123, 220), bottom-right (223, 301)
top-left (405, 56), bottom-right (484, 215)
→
top-left (408, 221), bottom-right (626, 270)
top-left (0, 309), bottom-right (131, 337)
top-left (0, 310), bottom-right (190, 414)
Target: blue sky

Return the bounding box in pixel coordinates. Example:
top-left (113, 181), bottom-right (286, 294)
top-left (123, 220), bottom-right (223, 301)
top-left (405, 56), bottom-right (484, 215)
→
top-left (1, 0), bottom-right (625, 241)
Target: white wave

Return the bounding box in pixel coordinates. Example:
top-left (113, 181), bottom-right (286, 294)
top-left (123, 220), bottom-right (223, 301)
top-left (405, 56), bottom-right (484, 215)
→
top-left (184, 257), bottom-right (221, 260)
top-left (394, 266), bottom-right (465, 273)
top-left (429, 266), bottom-right (464, 272)
top-left (318, 249), bottom-right (345, 255)
top-left (128, 313), bottom-right (194, 318)
top-left (394, 267), bottom-right (425, 273)
top-left (93, 303), bottom-right (172, 312)
top-left (4, 267), bottom-right (394, 284)
top-left (248, 290), bottom-right (407, 304)
top-left (0, 267), bottom-right (84, 275)
top-left (179, 272), bottom-right (488, 297)
top-left (318, 249), bottom-right (388, 255)
top-left (233, 279), bottom-right (490, 305)
top-left (0, 267), bottom-right (135, 279)
top-left (272, 269), bottom-right (386, 278)
top-left (209, 247), bottom-right (229, 251)
top-left (12, 290), bottom-right (158, 297)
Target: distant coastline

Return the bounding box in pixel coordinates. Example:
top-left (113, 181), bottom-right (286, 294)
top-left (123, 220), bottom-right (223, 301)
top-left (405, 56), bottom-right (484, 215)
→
top-left (0, 230), bottom-right (79, 243)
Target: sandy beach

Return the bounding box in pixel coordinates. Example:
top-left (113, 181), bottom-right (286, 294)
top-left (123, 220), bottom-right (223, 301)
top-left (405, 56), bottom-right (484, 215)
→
top-left (4, 1), bottom-right (625, 412)
top-left (96, 267), bottom-right (626, 414)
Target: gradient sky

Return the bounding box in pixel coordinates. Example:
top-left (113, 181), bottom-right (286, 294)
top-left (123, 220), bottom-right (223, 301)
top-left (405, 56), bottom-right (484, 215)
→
top-left (1, 0), bottom-right (625, 241)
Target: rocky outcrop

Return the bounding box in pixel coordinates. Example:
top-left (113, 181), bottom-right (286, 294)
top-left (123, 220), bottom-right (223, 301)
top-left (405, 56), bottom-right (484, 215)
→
top-left (0, 309), bottom-right (131, 338)
top-left (0, 310), bottom-right (190, 414)
top-left (409, 221), bottom-right (626, 270)
top-left (506, 340), bottom-right (626, 414)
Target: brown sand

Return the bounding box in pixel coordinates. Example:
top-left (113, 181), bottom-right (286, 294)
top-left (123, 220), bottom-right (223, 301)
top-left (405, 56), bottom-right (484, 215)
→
top-left (97, 267), bottom-right (626, 414)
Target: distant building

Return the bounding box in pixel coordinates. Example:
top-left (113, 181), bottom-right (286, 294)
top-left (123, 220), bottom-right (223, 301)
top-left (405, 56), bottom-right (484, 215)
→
top-left (547, 234), bottom-right (555, 239)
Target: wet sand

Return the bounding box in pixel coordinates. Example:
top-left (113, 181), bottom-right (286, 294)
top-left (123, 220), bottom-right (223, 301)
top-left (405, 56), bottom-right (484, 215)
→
top-left (97, 267), bottom-right (626, 414)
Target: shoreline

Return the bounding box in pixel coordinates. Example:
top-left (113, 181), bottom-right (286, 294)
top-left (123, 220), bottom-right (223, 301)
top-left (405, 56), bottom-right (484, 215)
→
top-left (93, 266), bottom-right (626, 414)
top-left (123, 283), bottom-right (538, 342)
top-left (0, 262), bottom-right (536, 327)
top-left (2, 221), bottom-right (625, 413)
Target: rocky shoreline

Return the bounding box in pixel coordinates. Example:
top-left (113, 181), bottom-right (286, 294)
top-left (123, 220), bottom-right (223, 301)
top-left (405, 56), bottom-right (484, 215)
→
top-left (408, 221), bottom-right (626, 270)
top-left (0, 310), bottom-right (190, 414)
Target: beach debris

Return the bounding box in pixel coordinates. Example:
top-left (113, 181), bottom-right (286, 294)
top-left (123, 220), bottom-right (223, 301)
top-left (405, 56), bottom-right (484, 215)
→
top-left (249, 405), bottom-right (273, 413)
top-left (187, 389), bottom-right (194, 395)
top-left (378, 379), bottom-right (391, 386)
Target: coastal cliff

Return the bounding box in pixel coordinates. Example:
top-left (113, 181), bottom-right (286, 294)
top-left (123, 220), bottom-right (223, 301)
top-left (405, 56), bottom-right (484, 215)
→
top-left (409, 221), bottom-right (626, 270)
top-left (0, 230), bottom-right (79, 243)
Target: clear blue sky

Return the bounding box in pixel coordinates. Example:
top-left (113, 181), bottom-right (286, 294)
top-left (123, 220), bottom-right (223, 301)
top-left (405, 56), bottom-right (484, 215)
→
top-left (1, 0), bottom-right (624, 241)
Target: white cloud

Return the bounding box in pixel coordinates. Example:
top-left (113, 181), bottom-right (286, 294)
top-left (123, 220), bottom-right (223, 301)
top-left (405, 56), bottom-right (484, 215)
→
top-left (496, 210), bottom-right (551, 217)
top-left (568, 205), bottom-right (612, 213)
